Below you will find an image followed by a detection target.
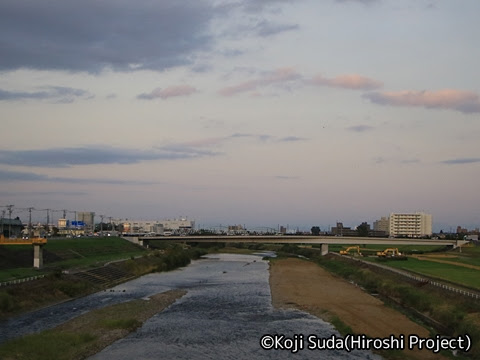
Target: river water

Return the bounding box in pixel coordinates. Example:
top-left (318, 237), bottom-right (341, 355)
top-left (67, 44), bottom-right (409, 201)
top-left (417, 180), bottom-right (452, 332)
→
top-left (1, 253), bottom-right (381, 359)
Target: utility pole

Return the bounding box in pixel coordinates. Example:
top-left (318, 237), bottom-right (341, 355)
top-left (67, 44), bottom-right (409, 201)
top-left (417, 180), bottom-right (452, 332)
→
top-left (100, 215), bottom-right (105, 235)
top-left (0, 209), bottom-right (5, 236)
top-left (6, 205), bottom-right (13, 238)
top-left (43, 209), bottom-right (50, 232)
top-left (27, 207), bottom-right (34, 238)
top-left (36, 209), bottom-right (51, 236)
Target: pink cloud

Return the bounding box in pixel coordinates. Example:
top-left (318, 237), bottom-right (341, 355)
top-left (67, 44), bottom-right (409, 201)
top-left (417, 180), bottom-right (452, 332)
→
top-left (310, 74), bottom-right (382, 90)
top-left (364, 89), bottom-right (480, 113)
top-left (138, 85), bottom-right (197, 100)
top-left (219, 80), bottom-right (258, 96)
top-left (219, 67), bottom-right (301, 96)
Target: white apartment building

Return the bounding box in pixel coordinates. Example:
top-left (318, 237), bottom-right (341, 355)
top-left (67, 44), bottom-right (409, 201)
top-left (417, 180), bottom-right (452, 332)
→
top-left (389, 212), bottom-right (432, 238)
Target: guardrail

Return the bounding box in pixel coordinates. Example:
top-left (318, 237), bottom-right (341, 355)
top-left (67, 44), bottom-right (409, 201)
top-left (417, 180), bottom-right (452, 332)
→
top-left (0, 275), bottom-right (45, 287)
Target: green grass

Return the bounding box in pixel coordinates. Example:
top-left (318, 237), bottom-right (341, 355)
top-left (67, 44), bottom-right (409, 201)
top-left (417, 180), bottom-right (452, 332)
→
top-left (330, 244), bottom-right (447, 254)
top-left (44, 251), bottom-right (143, 269)
top-left (98, 318), bottom-right (141, 330)
top-left (375, 257), bottom-right (480, 290)
top-left (0, 268), bottom-right (44, 282)
top-left (0, 290), bottom-right (185, 360)
top-left (329, 315), bottom-right (354, 336)
top-left (46, 236), bottom-right (142, 252)
top-left (0, 237), bottom-right (146, 282)
top-left (0, 331), bottom-right (97, 360)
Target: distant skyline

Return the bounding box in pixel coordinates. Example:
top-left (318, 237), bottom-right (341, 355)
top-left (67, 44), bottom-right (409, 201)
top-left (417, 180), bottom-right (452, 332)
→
top-left (1, 0), bottom-right (479, 232)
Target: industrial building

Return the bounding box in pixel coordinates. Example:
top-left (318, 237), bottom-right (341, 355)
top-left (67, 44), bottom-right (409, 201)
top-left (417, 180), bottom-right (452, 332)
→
top-left (77, 212), bottom-right (95, 230)
top-left (0, 217), bottom-right (24, 237)
top-left (122, 218), bottom-right (195, 235)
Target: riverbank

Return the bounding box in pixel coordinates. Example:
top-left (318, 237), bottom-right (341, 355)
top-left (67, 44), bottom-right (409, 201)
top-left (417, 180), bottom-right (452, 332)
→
top-left (269, 257), bottom-right (449, 360)
top-left (0, 244), bottom-right (205, 320)
top-left (0, 289), bottom-right (186, 360)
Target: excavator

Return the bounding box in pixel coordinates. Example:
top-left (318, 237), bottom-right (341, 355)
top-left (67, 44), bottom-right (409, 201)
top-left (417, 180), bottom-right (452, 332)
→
top-left (376, 248), bottom-right (407, 260)
top-left (340, 246), bottom-right (362, 256)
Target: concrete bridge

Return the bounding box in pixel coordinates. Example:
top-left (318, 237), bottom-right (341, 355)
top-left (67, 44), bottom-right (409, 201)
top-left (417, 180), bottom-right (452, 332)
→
top-left (0, 236), bottom-right (46, 268)
top-left (123, 235), bottom-right (467, 255)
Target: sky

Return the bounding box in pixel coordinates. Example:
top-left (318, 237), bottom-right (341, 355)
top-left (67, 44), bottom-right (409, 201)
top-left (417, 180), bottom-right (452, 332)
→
top-left (1, 0), bottom-right (479, 232)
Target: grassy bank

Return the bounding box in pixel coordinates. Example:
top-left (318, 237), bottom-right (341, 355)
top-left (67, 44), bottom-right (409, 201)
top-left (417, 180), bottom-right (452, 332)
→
top-left (0, 289), bottom-right (186, 360)
top-left (332, 243), bottom-right (480, 290)
top-left (369, 257), bottom-right (480, 290)
top-left (0, 242), bottom-right (206, 320)
top-left (0, 237), bottom-right (147, 282)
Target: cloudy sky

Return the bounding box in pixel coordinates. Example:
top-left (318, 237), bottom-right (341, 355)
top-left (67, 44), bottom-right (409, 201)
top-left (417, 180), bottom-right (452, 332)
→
top-left (1, 0), bottom-right (479, 231)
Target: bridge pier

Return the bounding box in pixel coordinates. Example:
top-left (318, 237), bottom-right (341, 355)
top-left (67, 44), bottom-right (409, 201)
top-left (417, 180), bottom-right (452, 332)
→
top-left (321, 243), bottom-right (329, 256)
top-left (136, 238), bottom-right (150, 248)
top-left (33, 244), bottom-right (43, 269)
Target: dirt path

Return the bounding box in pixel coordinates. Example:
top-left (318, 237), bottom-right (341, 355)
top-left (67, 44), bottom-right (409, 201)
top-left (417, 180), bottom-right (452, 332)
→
top-left (269, 258), bottom-right (448, 360)
top-left (411, 254), bottom-right (480, 270)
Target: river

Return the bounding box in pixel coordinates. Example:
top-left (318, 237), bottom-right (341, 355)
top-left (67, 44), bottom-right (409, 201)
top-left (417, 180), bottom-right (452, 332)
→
top-left (1, 253), bottom-right (381, 359)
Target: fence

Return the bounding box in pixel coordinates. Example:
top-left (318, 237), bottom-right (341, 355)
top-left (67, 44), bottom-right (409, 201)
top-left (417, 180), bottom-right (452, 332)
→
top-left (0, 275), bottom-right (45, 287)
top-left (333, 253), bottom-right (480, 300)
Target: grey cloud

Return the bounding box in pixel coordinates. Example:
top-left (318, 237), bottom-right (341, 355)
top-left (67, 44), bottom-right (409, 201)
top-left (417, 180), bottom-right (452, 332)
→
top-left (441, 158), bottom-right (480, 165)
top-left (335, 0), bottom-right (378, 4)
top-left (374, 157), bottom-right (386, 164)
top-left (0, 145), bottom-right (219, 168)
top-left (137, 85), bottom-right (197, 100)
top-left (229, 133), bottom-right (273, 142)
top-left (401, 159), bottom-right (420, 164)
top-left (0, 191), bottom-right (87, 197)
top-left (156, 144), bottom-right (221, 158)
top-left (0, 86), bottom-right (92, 102)
top-left (230, 133), bottom-right (253, 138)
top-left (0, 0), bottom-right (214, 73)
top-left (0, 169), bottom-right (47, 181)
top-left (278, 136), bottom-right (308, 142)
top-left (347, 125), bottom-right (374, 132)
top-left (0, 169), bottom-right (157, 185)
top-left (254, 21), bottom-right (300, 37)
top-left (275, 175), bottom-right (300, 180)
top-left (240, 0), bottom-right (298, 13)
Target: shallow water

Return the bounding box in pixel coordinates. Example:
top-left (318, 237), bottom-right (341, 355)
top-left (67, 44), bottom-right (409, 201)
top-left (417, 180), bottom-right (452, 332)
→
top-left (1, 253), bottom-right (381, 359)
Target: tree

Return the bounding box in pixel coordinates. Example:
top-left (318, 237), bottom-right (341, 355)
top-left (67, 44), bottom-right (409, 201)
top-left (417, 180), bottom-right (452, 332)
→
top-left (311, 226), bottom-right (321, 236)
top-left (356, 222), bottom-right (370, 237)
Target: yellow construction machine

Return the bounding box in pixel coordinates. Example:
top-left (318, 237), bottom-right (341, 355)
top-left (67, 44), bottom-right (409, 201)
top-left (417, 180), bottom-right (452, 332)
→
top-left (376, 248), bottom-right (407, 259)
top-left (340, 246), bottom-right (362, 256)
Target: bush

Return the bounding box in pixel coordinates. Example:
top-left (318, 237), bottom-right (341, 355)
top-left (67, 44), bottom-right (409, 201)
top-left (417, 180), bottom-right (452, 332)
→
top-left (0, 292), bottom-right (17, 313)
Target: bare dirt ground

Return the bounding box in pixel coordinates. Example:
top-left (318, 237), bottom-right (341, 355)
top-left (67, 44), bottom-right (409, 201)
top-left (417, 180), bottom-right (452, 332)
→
top-left (269, 258), bottom-right (448, 360)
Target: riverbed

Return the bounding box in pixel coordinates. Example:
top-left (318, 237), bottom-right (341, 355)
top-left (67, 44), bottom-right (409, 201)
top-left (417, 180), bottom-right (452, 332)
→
top-left (1, 253), bottom-right (381, 359)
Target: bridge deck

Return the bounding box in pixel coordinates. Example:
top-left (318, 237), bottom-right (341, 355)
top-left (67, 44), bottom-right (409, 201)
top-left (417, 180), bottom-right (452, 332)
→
top-left (0, 236), bottom-right (47, 245)
top-left (124, 235), bottom-right (464, 247)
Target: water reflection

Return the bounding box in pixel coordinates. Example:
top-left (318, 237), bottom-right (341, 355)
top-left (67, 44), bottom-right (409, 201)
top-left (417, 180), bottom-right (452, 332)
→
top-left (88, 253), bottom-right (381, 359)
